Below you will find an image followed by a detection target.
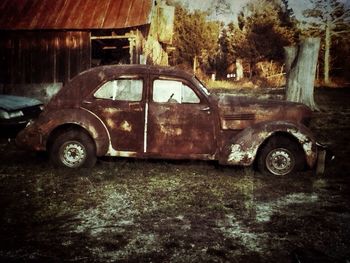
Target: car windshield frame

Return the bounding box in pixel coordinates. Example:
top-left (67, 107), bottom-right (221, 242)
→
top-left (193, 76), bottom-right (210, 96)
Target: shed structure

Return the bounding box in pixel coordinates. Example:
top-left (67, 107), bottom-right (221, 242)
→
top-left (0, 0), bottom-right (174, 101)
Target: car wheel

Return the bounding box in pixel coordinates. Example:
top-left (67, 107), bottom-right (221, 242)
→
top-left (257, 136), bottom-right (305, 176)
top-left (50, 130), bottom-right (96, 168)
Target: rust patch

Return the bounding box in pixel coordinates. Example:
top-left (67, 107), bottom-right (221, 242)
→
top-left (120, 121), bottom-right (132, 132)
top-left (106, 118), bottom-right (116, 129)
top-left (103, 108), bottom-right (122, 114)
top-left (160, 124), bottom-right (182, 136)
top-left (98, 71), bottom-right (107, 81)
top-left (227, 144), bottom-right (256, 165)
top-left (287, 128), bottom-right (317, 167)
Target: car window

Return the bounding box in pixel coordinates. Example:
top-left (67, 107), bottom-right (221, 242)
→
top-left (153, 79), bottom-right (200, 104)
top-left (94, 79), bottom-right (143, 101)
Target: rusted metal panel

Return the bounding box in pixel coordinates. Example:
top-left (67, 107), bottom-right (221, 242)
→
top-left (221, 120), bottom-right (318, 168)
top-left (147, 103), bottom-right (216, 156)
top-left (0, 0), bottom-right (153, 30)
top-left (16, 108), bottom-right (110, 156)
top-left (217, 94), bottom-right (312, 130)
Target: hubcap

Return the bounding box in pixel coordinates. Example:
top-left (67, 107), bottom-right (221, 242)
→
top-left (266, 148), bottom-right (294, 176)
top-left (59, 141), bottom-right (86, 168)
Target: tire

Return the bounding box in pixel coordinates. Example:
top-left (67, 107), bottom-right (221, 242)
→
top-left (49, 130), bottom-right (96, 168)
top-left (257, 136), bottom-right (305, 176)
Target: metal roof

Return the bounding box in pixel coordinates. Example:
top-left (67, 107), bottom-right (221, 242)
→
top-left (0, 0), bottom-right (153, 30)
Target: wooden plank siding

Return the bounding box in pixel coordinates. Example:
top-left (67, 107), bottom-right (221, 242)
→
top-left (0, 31), bottom-right (91, 85)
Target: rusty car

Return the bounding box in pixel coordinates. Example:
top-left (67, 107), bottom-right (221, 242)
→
top-left (16, 65), bottom-right (328, 176)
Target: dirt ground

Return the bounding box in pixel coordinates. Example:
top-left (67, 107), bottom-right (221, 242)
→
top-left (0, 88), bottom-right (349, 263)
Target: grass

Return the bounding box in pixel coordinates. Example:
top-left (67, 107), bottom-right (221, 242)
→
top-left (205, 79), bottom-right (257, 90)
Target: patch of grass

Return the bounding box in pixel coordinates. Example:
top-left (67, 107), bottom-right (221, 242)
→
top-left (205, 79), bottom-right (256, 91)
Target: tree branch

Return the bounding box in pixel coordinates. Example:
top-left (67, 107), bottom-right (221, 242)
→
top-left (332, 30), bottom-right (350, 36)
top-left (332, 10), bottom-right (350, 24)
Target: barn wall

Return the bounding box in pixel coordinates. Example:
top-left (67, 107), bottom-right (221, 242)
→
top-left (0, 31), bottom-right (91, 100)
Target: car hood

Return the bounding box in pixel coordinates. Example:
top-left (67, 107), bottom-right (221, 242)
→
top-left (214, 94), bottom-right (312, 130)
top-left (0, 95), bottom-right (43, 111)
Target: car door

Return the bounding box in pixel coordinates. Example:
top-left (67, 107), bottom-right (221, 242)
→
top-left (147, 76), bottom-right (216, 157)
top-left (82, 75), bottom-right (145, 154)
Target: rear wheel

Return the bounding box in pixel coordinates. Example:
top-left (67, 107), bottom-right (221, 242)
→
top-left (50, 130), bottom-right (96, 168)
top-left (257, 136), bottom-right (305, 176)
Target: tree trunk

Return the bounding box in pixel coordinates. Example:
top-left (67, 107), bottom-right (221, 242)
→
top-left (324, 21), bottom-right (331, 85)
top-left (284, 38), bottom-right (321, 111)
top-left (236, 58), bottom-right (244, 80)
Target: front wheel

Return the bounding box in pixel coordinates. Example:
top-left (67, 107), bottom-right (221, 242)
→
top-left (257, 136), bottom-right (305, 176)
top-left (50, 130), bottom-right (96, 168)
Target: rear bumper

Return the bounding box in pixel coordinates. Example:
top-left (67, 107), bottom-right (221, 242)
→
top-left (315, 143), bottom-right (335, 175)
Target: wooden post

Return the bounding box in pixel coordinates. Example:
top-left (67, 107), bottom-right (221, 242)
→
top-left (284, 38), bottom-right (321, 111)
top-left (236, 58), bottom-right (244, 80)
top-left (193, 55), bottom-right (198, 74)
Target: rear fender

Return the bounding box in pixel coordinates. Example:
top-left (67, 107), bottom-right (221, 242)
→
top-left (32, 108), bottom-right (109, 156)
top-left (222, 121), bottom-right (317, 168)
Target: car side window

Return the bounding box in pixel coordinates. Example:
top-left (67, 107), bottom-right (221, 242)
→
top-left (94, 79), bottom-right (143, 101)
top-left (153, 79), bottom-right (200, 104)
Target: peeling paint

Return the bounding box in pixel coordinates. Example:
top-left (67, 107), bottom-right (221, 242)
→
top-left (98, 71), bottom-right (107, 81)
top-left (287, 128), bottom-right (317, 166)
top-left (106, 118), bottom-right (115, 129)
top-left (103, 108), bottom-right (122, 114)
top-left (227, 144), bottom-right (256, 165)
top-left (120, 120), bottom-right (132, 132)
top-left (160, 124), bottom-right (182, 136)
top-left (106, 144), bottom-right (138, 157)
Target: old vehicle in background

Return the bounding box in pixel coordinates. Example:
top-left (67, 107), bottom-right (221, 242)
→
top-left (0, 95), bottom-right (43, 137)
top-left (16, 65), bottom-right (328, 175)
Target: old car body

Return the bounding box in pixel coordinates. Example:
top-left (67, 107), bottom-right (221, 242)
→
top-left (16, 65), bottom-right (326, 175)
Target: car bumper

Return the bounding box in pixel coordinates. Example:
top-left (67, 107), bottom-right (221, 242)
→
top-left (315, 143), bottom-right (335, 175)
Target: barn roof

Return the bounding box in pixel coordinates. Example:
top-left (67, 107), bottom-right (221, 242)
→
top-left (0, 0), bottom-right (153, 30)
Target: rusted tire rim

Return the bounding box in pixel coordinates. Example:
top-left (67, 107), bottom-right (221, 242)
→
top-left (265, 148), bottom-right (295, 176)
top-left (59, 141), bottom-right (87, 168)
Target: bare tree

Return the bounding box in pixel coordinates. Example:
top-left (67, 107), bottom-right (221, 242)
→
top-left (285, 38), bottom-right (321, 111)
top-left (302, 0), bottom-right (350, 85)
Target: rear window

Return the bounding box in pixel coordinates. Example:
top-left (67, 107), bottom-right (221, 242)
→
top-left (94, 79), bottom-right (143, 102)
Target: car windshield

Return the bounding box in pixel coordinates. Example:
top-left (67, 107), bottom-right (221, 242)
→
top-left (193, 76), bottom-right (210, 96)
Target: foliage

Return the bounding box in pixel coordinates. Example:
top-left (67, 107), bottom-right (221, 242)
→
top-left (237, 0), bottom-right (298, 62)
top-left (171, 4), bottom-right (221, 72)
top-left (302, 0), bottom-right (350, 34)
top-left (216, 0), bottom-right (298, 79)
top-left (301, 0), bottom-right (350, 85)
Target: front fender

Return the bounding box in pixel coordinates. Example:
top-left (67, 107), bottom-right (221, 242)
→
top-left (222, 121), bottom-right (318, 168)
top-left (17, 108), bottom-right (110, 156)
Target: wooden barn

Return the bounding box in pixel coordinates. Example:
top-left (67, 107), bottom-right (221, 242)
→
top-left (0, 0), bottom-right (174, 101)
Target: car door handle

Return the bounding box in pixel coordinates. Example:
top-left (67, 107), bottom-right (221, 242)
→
top-left (82, 100), bottom-right (92, 105)
top-left (201, 107), bottom-right (211, 114)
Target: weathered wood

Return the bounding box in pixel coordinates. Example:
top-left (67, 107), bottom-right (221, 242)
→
top-left (284, 38), bottom-right (321, 111)
top-left (0, 31), bottom-right (91, 87)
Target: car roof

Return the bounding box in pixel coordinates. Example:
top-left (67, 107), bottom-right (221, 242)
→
top-left (81, 64), bottom-right (194, 79)
top-left (46, 65), bottom-right (196, 109)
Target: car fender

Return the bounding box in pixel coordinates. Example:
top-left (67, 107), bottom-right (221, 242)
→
top-left (222, 120), bottom-right (318, 168)
top-left (37, 108), bottom-right (109, 156)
